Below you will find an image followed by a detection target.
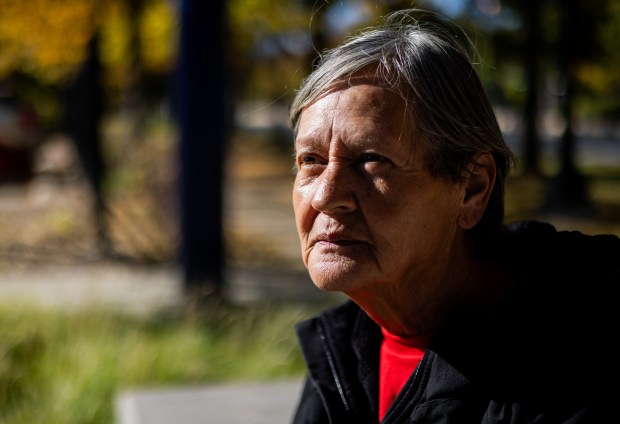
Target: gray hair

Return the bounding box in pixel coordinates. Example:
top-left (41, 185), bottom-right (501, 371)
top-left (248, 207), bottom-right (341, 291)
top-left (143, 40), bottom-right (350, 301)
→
top-left (289, 9), bottom-right (516, 252)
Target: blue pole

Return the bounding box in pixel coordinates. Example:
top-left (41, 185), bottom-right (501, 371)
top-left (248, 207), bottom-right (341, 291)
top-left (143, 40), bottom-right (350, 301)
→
top-left (176, 0), bottom-right (226, 295)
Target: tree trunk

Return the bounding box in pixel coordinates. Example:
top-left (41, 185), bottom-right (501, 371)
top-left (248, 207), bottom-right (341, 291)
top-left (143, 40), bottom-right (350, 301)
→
top-left (63, 33), bottom-right (110, 254)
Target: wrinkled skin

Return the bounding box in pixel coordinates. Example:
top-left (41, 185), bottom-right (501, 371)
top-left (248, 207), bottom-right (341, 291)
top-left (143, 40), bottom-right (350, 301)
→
top-left (292, 80), bottom-right (498, 334)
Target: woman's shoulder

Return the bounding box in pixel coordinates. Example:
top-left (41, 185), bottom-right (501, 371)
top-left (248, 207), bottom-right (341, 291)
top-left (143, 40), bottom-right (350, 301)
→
top-left (503, 219), bottom-right (620, 267)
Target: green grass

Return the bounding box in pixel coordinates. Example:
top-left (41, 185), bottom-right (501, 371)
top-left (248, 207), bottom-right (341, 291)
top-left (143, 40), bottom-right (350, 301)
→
top-left (0, 299), bottom-right (323, 424)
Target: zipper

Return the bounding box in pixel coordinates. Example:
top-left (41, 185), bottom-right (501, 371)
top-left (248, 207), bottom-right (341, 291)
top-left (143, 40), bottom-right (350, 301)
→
top-left (381, 351), bottom-right (429, 424)
top-left (316, 319), bottom-right (350, 412)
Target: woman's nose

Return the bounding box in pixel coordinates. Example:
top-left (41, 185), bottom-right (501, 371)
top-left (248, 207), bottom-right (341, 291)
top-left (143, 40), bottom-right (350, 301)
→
top-left (310, 164), bottom-right (357, 213)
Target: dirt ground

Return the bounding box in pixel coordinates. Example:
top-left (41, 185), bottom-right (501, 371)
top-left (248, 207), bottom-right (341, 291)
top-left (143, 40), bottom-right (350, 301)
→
top-left (0, 121), bottom-right (302, 275)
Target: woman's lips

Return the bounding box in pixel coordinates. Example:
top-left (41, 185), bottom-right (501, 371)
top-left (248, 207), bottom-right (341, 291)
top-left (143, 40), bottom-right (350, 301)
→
top-left (317, 239), bottom-right (362, 246)
top-left (313, 233), bottom-right (366, 247)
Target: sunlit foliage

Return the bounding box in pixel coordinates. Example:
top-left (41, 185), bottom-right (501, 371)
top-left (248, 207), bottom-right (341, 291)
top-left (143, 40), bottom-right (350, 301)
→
top-left (581, 0), bottom-right (620, 115)
top-left (228, 0), bottom-right (310, 53)
top-left (0, 0), bottom-right (178, 87)
top-left (139, 0), bottom-right (178, 73)
top-left (0, 0), bottom-right (95, 83)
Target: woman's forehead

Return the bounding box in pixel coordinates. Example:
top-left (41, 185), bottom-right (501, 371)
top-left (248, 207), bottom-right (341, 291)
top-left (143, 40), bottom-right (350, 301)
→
top-left (319, 66), bottom-right (409, 101)
top-left (296, 83), bottom-right (420, 153)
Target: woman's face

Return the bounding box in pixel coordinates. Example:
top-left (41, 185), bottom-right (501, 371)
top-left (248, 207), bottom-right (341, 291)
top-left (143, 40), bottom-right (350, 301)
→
top-left (293, 82), bottom-right (466, 296)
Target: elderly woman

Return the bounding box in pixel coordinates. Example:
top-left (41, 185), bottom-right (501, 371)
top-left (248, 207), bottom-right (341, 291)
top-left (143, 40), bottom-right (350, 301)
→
top-left (288, 9), bottom-right (619, 424)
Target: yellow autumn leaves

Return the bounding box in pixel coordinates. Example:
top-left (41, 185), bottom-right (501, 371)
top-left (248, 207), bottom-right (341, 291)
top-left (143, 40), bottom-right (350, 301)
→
top-left (0, 0), bottom-right (177, 86)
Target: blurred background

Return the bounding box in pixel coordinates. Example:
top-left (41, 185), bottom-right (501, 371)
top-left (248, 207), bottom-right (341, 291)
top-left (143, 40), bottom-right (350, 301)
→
top-left (0, 0), bottom-right (618, 422)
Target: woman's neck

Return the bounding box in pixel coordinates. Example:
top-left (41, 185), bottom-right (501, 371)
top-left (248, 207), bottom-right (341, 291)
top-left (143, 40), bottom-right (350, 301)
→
top-left (348, 258), bottom-right (514, 337)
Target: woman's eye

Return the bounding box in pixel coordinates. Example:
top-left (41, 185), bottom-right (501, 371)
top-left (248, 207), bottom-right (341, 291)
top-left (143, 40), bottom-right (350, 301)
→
top-left (360, 153), bottom-right (385, 163)
top-left (299, 155), bottom-right (320, 166)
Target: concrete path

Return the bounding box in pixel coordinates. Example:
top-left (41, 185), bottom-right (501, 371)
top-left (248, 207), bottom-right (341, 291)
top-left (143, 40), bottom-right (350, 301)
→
top-left (0, 260), bottom-right (337, 315)
top-left (0, 261), bottom-right (183, 315)
top-left (115, 379), bottom-right (304, 424)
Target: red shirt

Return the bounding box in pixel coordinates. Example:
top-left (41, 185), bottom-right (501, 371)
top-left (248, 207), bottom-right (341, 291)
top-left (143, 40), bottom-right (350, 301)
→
top-left (379, 327), bottom-right (434, 420)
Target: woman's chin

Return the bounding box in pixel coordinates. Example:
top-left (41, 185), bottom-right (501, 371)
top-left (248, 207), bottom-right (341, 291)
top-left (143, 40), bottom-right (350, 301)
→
top-left (308, 260), bottom-right (369, 293)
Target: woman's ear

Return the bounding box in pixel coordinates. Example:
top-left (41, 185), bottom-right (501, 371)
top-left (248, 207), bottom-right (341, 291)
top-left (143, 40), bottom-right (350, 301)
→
top-left (458, 152), bottom-right (496, 229)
